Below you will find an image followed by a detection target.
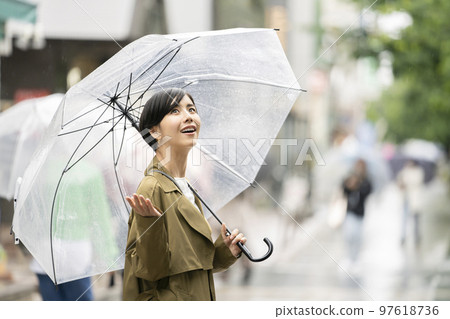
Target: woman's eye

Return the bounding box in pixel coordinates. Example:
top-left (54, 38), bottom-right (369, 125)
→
top-left (171, 109), bottom-right (180, 114)
top-left (189, 107), bottom-right (197, 113)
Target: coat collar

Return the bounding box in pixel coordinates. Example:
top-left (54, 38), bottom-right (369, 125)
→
top-left (144, 157), bottom-right (178, 193)
top-left (145, 156), bottom-right (213, 243)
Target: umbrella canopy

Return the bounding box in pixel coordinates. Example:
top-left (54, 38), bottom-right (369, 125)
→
top-left (12, 28), bottom-right (301, 284)
top-left (400, 139), bottom-right (444, 163)
top-left (388, 154), bottom-right (436, 184)
top-left (0, 94), bottom-right (63, 200)
top-left (388, 139), bottom-right (444, 183)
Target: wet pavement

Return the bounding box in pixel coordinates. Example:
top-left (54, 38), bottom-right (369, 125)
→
top-left (0, 177), bottom-right (449, 301)
top-left (214, 178), bottom-right (450, 301)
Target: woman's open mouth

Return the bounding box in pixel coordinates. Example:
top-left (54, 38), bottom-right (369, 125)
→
top-left (181, 125), bottom-right (197, 135)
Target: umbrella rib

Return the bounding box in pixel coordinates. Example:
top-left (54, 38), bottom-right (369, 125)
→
top-left (189, 77), bottom-right (305, 92)
top-left (112, 106), bottom-right (116, 163)
top-left (130, 102), bottom-right (143, 124)
top-left (112, 158), bottom-right (129, 214)
top-left (117, 48), bottom-right (178, 99)
top-left (49, 174), bottom-right (65, 284)
top-left (124, 73), bottom-right (133, 113)
top-left (118, 36), bottom-right (200, 103)
top-left (113, 113), bottom-right (128, 167)
top-left (63, 102), bottom-right (107, 127)
top-left (111, 112), bottom-right (130, 212)
top-left (62, 82), bottom-right (121, 128)
top-left (128, 103), bottom-right (144, 115)
top-left (64, 102), bottom-right (112, 171)
top-left (65, 115), bottom-right (125, 173)
top-left (127, 46), bottom-right (183, 111)
top-left (57, 114), bottom-right (126, 136)
top-left (111, 102), bottom-right (128, 166)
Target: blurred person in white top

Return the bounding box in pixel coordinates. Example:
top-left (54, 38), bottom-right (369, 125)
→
top-left (397, 160), bottom-right (425, 245)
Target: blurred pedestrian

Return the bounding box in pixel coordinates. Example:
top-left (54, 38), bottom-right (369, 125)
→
top-left (14, 157), bottom-right (115, 301)
top-left (341, 159), bottom-right (372, 268)
top-left (0, 207), bottom-right (13, 281)
top-left (0, 243), bottom-right (13, 281)
top-left (123, 89), bottom-right (246, 301)
top-left (30, 258), bottom-right (94, 301)
top-left (397, 160), bottom-right (425, 246)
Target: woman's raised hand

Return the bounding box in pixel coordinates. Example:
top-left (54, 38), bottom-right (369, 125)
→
top-left (126, 194), bottom-right (162, 217)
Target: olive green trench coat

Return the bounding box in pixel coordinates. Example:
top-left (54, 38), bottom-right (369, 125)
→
top-left (122, 157), bottom-right (238, 301)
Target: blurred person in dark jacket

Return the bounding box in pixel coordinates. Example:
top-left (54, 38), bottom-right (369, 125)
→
top-left (342, 159), bottom-right (372, 268)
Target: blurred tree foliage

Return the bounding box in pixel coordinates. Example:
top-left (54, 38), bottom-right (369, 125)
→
top-left (348, 0), bottom-right (450, 152)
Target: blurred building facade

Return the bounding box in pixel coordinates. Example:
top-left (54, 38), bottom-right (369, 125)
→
top-left (0, 0), bottom-right (166, 108)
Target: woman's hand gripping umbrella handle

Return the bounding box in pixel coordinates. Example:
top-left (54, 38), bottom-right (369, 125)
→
top-left (193, 188), bottom-right (274, 262)
top-left (225, 228), bottom-right (273, 262)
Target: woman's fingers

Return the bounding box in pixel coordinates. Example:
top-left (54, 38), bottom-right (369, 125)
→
top-left (231, 233), bottom-right (244, 245)
top-left (146, 198), bottom-right (162, 216)
top-left (232, 233), bottom-right (246, 245)
top-left (127, 193), bottom-right (161, 217)
top-left (222, 225), bottom-right (246, 245)
top-left (139, 195), bottom-right (150, 214)
top-left (138, 194), bottom-right (147, 208)
top-left (221, 223), bottom-right (228, 240)
top-left (132, 194), bottom-right (143, 209)
top-left (125, 196), bottom-right (134, 207)
top-left (229, 228), bottom-right (239, 241)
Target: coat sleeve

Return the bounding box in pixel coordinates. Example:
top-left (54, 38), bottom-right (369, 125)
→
top-left (212, 233), bottom-right (238, 273)
top-left (128, 179), bottom-right (171, 282)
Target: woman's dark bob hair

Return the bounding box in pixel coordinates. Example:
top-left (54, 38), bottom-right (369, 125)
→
top-left (139, 88), bottom-right (194, 151)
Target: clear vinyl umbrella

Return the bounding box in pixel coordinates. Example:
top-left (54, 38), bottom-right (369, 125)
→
top-left (12, 28), bottom-right (302, 284)
top-left (0, 94), bottom-right (63, 200)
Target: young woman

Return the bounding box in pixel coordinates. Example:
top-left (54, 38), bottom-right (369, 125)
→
top-left (122, 88), bottom-right (246, 301)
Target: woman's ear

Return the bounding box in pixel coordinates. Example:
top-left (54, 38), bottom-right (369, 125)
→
top-left (150, 126), bottom-right (161, 141)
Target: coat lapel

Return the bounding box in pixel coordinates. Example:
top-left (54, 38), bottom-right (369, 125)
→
top-left (176, 198), bottom-right (213, 243)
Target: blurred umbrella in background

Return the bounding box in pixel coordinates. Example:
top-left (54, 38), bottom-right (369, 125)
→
top-left (12, 28), bottom-right (301, 284)
top-left (389, 139), bottom-right (444, 184)
top-left (0, 94), bottom-right (63, 200)
top-left (400, 139), bottom-right (443, 163)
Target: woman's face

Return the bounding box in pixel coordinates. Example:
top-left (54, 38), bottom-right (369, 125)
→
top-left (152, 94), bottom-right (201, 151)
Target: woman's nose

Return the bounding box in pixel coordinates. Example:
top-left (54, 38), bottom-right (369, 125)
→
top-left (182, 110), bottom-right (193, 121)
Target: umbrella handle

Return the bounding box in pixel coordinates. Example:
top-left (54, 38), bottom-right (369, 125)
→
top-left (226, 230), bottom-right (273, 262)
